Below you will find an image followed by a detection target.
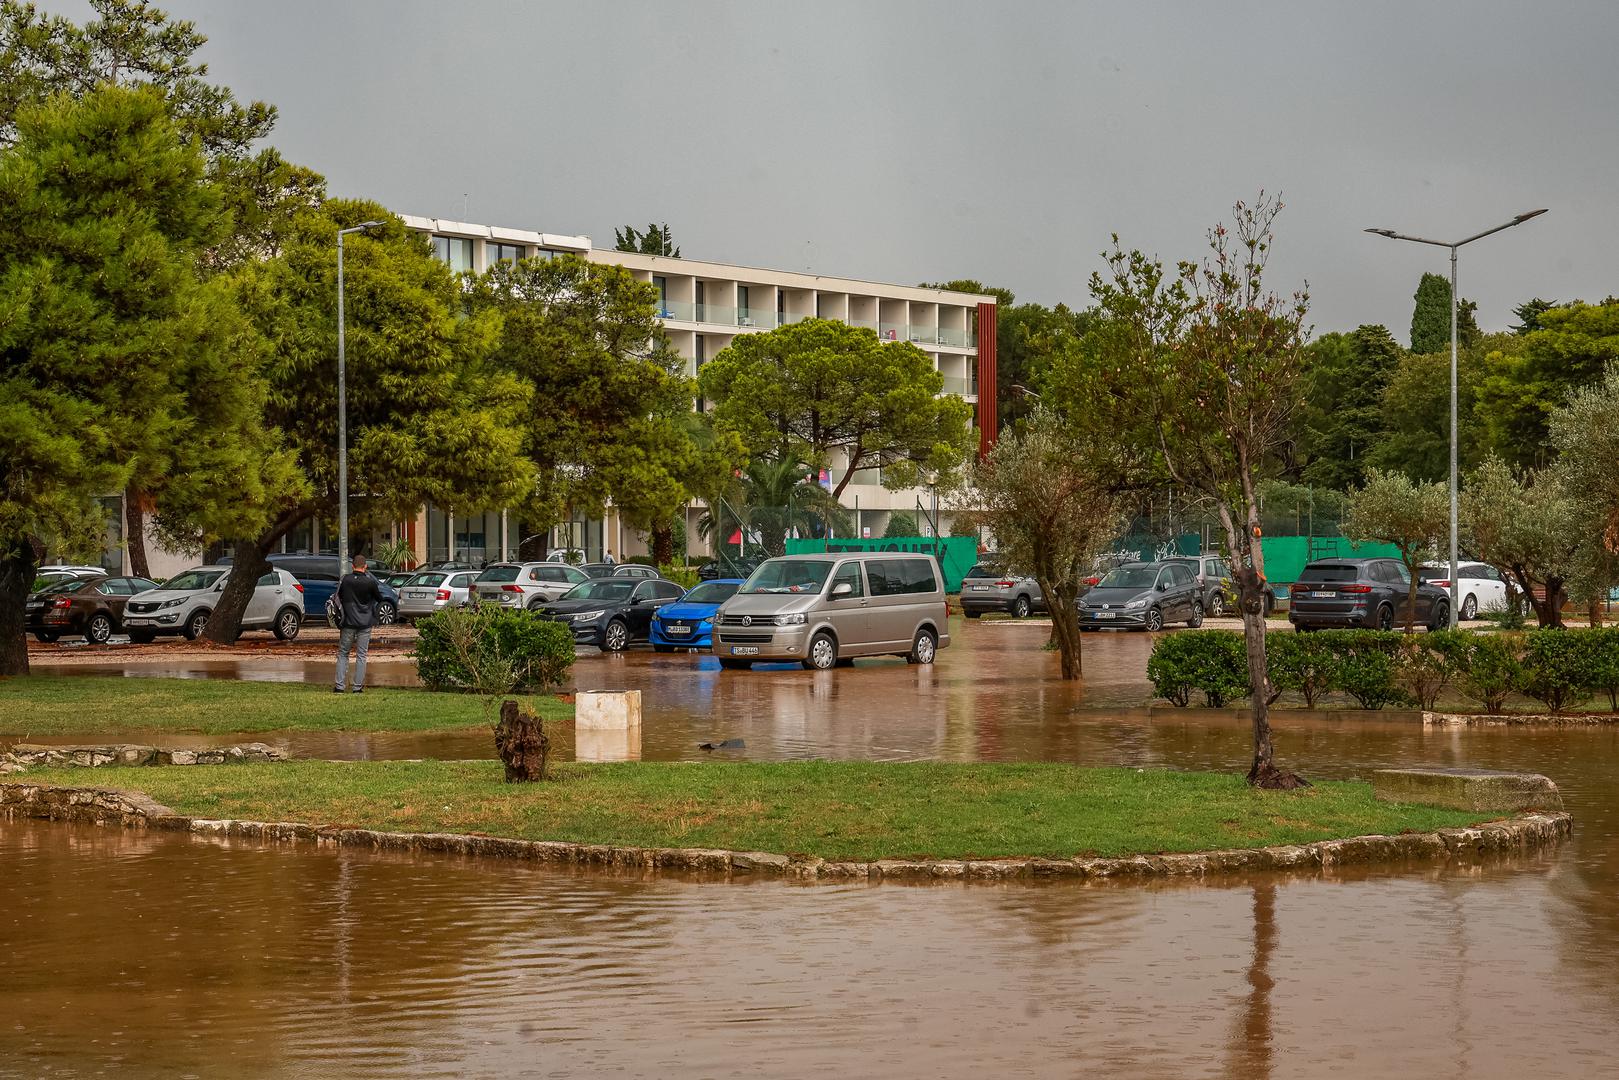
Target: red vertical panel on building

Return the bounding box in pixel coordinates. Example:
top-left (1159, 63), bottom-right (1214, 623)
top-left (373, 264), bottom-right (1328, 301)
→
top-left (976, 302), bottom-right (998, 457)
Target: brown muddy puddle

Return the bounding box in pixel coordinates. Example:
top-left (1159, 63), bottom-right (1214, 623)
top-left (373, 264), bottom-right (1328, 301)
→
top-left (7, 621), bottom-right (1619, 1076)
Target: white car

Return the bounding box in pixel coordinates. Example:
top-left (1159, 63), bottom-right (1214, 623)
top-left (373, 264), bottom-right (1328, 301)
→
top-left (123, 566), bottom-right (305, 642)
top-left (472, 562), bottom-right (590, 609)
top-left (1418, 562), bottom-right (1515, 621)
top-left (398, 569), bottom-right (479, 621)
top-left (543, 549), bottom-right (585, 563)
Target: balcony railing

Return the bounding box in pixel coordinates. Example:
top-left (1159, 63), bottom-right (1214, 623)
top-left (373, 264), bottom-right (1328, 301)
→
top-left (654, 304), bottom-right (976, 347)
top-left (941, 376), bottom-right (979, 398)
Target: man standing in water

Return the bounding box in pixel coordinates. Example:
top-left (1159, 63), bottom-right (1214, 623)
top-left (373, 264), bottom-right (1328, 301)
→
top-left (335, 554), bottom-right (383, 694)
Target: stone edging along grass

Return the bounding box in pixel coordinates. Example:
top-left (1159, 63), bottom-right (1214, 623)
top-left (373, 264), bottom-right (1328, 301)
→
top-left (1424, 710), bottom-right (1619, 726)
top-left (0, 781), bottom-right (1573, 884)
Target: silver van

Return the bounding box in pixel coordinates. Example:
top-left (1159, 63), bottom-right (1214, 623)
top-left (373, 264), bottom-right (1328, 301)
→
top-left (710, 552), bottom-right (950, 670)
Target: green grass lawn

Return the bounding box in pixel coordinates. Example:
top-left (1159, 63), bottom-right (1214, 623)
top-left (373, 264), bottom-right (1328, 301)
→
top-left (4, 760), bottom-right (1497, 861)
top-left (0, 676), bottom-right (570, 737)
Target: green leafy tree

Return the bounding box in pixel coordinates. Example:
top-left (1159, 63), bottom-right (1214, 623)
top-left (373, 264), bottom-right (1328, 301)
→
top-left (1462, 457), bottom-right (1581, 629)
top-left (1548, 367), bottom-right (1619, 622)
top-left (956, 411), bottom-right (1131, 679)
top-left (1475, 300), bottom-right (1619, 470)
top-left (1511, 298), bottom-right (1559, 335)
top-left (1410, 271), bottom-right (1479, 354)
top-left (1342, 469), bottom-right (1451, 630)
top-left (613, 222), bottom-right (679, 257)
top-left (1296, 325), bottom-right (1403, 489)
top-left (0, 86), bottom-right (284, 673)
top-left (466, 254), bottom-right (713, 562)
top-left (203, 202), bottom-right (534, 642)
top-left (1084, 194), bottom-right (1311, 787)
top-left (883, 511), bottom-right (919, 538)
top-left (1364, 334), bottom-right (1508, 482)
top-left (698, 318), bottom-right (973, 498)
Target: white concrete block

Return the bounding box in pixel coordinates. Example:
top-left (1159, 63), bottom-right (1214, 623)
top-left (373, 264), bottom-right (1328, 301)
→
top-left (575, 690), bottom-right (642, 730)
top-left (575, 727), bottom-right (643, 763)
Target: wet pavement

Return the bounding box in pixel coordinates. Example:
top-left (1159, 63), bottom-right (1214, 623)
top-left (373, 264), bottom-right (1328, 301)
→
top-left (5, 619), bottom-right (1619, 1076)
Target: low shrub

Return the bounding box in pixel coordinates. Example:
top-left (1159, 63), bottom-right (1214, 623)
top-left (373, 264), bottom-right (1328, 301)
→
top-left (1323, 630), bottom-right (1407, 710)
top-left (1453, 632), bottom-right (1523, 715)
top-left (1267, 633), bottom-right (1340, 707)
top-left (414, 607), bottom-right (575, 693)
top-left (659, 563), bottom-right (701, 591)
top-left (1518, 629), bottom-right (1590, 714)
top-left (1147, 631), bottom-right (1251, 707)
top-left (1579, 626), bottom-right (1619, 711)
top-left (1393, 629), bottom-right (1469, 710)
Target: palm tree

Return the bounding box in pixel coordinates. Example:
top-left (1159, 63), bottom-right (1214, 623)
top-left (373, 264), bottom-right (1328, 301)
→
top-left (697, 457), bottom-right (851, 558)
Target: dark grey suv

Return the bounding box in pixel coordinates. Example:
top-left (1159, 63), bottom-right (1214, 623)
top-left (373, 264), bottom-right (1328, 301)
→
top-left (1077, 561), bottom-right (1203, 632)
top-left (1288, 558), bottom-right (1449, 632)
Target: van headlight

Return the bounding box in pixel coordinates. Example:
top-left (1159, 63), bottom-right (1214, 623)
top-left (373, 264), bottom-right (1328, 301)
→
top-left (773, 613), bottom-right (807, 626)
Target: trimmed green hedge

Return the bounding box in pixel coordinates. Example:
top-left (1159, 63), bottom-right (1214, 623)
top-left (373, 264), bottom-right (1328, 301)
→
top-left (1148, 626), bottom-right (1619, 714)
top-left (414, 607), bottom-right (575, 693)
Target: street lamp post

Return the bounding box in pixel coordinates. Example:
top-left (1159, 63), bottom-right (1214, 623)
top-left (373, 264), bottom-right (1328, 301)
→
top-left (336, 221), bottom-right (385, 572)
top-left (1364, 209), bottom-right (1548, 628)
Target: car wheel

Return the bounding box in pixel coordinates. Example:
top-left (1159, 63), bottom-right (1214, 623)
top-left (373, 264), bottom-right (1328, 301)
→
top-left (1461, 594), bottom-right (1478, 621)
top-left (803, 632), bottom-right (838, 670)
top-left (375, 601), bottom-right (397, 626)
top-left (964, 610), bottom-right (981, 620)
top-left (526, 597), bottom-right (545, 611)
top-left (183, 609), bottom-right (210, 640)
top-left (1012, 595), bottom-right (1032, 619)
top-left (1376, 605), bottom-right (1394, 631)
top-left (273, 607), bottom-right (302, 641)
top-left (1209, 592), bottom-right (1225, 618)
top-left (1187, 601), bottom-right (1204, 629)
top-left (128, 630), bottom-right (157, 644)
top-left (1429, 602), bottom-right (1450, 633)
top-left (86, 613), bottom-right (114, 644)
top-left (908, 628), bottom-right (938, 665)
top-left (33, 630), bottom-right (60, 643)
top-left (1263, 591), bottom-right (1275, 617)
top-left (1145, 607), bottom-right (1164, 633)
top-left (601, 619), bottom-right (629, 652)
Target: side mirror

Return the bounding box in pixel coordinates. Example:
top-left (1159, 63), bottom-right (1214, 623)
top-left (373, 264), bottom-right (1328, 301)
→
top-left (1156, 581), bottom-right (1168, 592)
top-left (832, 582), bottom-right (854, 597)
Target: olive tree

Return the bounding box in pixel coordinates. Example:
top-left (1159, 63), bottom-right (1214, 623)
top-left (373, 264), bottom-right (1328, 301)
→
top-left (1342, 469), bottom-right (1450, 630)
top-left (1462, 457), bottom-right (1581, 629)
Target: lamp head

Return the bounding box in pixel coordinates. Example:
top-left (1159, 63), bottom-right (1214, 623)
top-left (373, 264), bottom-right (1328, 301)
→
top-left (1514, 209), bottom-right (1549, 223)
top-left (1364, 228), bottom-right (1398, 238)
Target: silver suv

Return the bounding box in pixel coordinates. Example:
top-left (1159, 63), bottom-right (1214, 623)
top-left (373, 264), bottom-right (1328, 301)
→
top-left (123, 566), bottom-right (304, 642)
top-left (1165, 554), bottom-right (1233, 617)
top-left (472, 562), bottom-right (589, 610)
top-left (959, 561), bottom-right (1046, 619)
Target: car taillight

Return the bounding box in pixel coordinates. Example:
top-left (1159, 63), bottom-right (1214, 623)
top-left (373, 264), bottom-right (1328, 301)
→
top-left (996, 580), bottom-right (1016, 588)
top-left (1430, 580), bottom-right (1450, 589)
top-left (501, 584), bottom-right (523, 593)
top-left (437, 589), bottom-right (451, 601)
top-left (52, 597), bottom-right (72, 608)
top-left (293, 583), bottom-right (304, 593)
top-left (1340, 585), bottom-right (1373, 594)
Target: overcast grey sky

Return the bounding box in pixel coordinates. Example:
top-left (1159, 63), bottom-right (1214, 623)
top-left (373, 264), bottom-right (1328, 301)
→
top-left (87, 1), bottom-right (1619, 333)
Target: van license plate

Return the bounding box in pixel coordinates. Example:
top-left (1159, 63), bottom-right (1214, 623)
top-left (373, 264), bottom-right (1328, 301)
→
top-left (730, 646), bottom-right (760, 656)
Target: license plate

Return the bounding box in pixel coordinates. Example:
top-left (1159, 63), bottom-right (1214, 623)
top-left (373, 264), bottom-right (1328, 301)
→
top-left (1311, 591), bottom-right (1336, 598)
top-left (1093, 612), bottom-right (1115, 620)
top-left (408, 590), bottom-right (429, 599)
top-left (125, 617), bottom-right (151, 625)
top-left (971, 585), bottom-right (990, 591)
top-left (666, 625), bottom-right (691, 635)
top-left (730, 646), bottom-right (760, 655)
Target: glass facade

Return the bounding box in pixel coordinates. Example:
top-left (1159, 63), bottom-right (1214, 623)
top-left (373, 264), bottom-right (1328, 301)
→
top-left (488, 241), bottom-right (525, 265)
top-left (431, 235), bottom-right (475, 273)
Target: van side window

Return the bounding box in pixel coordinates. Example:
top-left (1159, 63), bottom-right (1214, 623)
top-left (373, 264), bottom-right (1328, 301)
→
top-left (871, 558), bottom-right (936, 596)
top-left (831, 562), bottom-right (864, 598)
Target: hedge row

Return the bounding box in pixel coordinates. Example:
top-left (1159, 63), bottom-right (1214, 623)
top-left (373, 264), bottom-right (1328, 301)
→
top-left (414, 607), bottom-right (575, 693)
top-left (1147, 628), bottom-right (1619, 715)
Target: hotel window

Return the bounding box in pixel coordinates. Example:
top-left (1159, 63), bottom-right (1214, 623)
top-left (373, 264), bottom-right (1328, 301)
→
top-left (431, 235), bottom-right (474, 273)
top-left (737, 285), bottom-right (751, 325)
top-left (653, 275), bottom-right (668, 316)
top-left (488, 241), bottom-right (525, 265)
top-left (694, 280), bottom-right (706, 321)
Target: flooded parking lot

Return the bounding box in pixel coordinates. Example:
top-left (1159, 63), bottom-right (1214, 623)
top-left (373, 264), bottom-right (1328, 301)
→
top-left (6, 619), bottom-right (1619, 1076)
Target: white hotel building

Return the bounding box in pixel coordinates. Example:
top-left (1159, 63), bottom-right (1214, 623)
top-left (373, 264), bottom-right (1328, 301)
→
top-left (393, 214), bottom-right (998, 565)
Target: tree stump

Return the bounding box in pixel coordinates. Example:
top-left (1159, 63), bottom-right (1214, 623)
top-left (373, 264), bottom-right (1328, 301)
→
top-left (494, 699), bottom-right (550, 782)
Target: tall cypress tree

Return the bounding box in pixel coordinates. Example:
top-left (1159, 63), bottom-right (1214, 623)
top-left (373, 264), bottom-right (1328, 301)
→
top-left (1410, 271), bottom-right (1480, 353)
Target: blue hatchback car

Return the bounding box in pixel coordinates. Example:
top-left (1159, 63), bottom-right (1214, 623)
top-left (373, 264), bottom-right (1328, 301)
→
top-left (650, 579), bottom-right (744, 651)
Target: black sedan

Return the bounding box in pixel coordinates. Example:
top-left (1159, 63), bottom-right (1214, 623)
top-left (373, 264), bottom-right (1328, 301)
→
top-left (532, 577), bottom-right (686, 651)
top-left (697, 556), bottom-right (761, 581)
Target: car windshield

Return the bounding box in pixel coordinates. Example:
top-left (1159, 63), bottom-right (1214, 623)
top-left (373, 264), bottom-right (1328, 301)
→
top-left (562, 580), bottom-right (636, 601)
top-left (163, 569), bottom-right (224, 592)
top-left (1299, 564), bottom-right (1361, 583)
top-left (682, 581), bottom-right (740, 605)
top-left (740, 559), bottom-right (835, 595)
top-left (35, 577), bottom-right (89, 595)
top-left (1098, 567), bottom-right (1157, 589)
top-left (477, 566), bottom-right (521, 583)
top-left (408, 572), bottom-right (447, 587)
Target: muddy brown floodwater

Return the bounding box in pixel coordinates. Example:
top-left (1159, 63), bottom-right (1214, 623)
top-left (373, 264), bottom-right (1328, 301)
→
top-left (6, 621), bottom-right (1619, 1077)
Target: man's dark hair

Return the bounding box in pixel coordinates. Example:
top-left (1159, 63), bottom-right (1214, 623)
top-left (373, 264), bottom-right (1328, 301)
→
top-left (352, 554), bottom-right (367, 569)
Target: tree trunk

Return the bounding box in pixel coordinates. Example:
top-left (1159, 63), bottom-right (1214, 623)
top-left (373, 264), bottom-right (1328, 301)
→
top-left (1589, 596), bottom-right (1604, 629)
top-left (1403, 560), bottom-right (1420, 633)
top-left (650, 524), bottom-right (674, 566)
top-left (1041, 578), bottom-right (1083, 680)
top-left (0, 540), bottom-right (39, 677)
top-left (201, 536), bottom-right (274, 645)
top-left (494, 698), bottom-right (550, 782)
top-left (124, 488), bottom-right (150, 579)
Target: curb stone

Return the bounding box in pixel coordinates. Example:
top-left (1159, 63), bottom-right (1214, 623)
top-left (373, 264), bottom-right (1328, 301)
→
top-left (0, 781), bottom-right (1572, 885)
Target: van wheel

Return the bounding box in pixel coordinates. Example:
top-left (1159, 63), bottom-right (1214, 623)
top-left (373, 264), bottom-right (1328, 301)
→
top-left (273, 607), bottom-right (302, 641)
top-left (1186, 601), bottom-right (1204, 629)
top-left (183, 609), bottom-right (210, 640)
top-left (718, 658), bottom-right (751, 671)
top-left (86, 613), bottom-right (114, 644)
top-left (803, 632), bottom-right (838, 670)
top-left (1012, 596), bottom-right (1032, 619)
top-left (907, 628), bottom-right (938, 665)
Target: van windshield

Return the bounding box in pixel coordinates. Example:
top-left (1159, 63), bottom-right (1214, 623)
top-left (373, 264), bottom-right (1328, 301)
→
top-left (740, 559), bottom-right (835, 595)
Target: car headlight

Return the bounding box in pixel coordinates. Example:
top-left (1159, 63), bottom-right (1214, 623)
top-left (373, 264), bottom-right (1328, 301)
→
top-left (1125, 598), bottom-right (1147, 610)
top-left (572, 610), bottom-right (604, 621)
top-left (160, 597), bottom-right (187, 609)
top-left (773, 613), bottom-right (807, 626)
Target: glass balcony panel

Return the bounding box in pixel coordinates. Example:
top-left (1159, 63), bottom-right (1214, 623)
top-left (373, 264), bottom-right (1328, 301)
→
top-left (735, 310), bottom-right (775, 329)
top-left (908, 325), bottom-right (940, 345)
top-left (694, 303), bottom-right (738, 326)
top-left (658, 299), bottom-right (697, 321)
top-left (938, 325), bottom-right (971, 347)
top-left (878, 321), bottom-right (906, 342)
